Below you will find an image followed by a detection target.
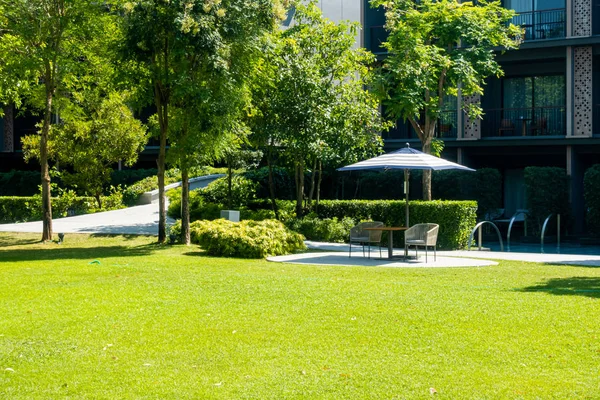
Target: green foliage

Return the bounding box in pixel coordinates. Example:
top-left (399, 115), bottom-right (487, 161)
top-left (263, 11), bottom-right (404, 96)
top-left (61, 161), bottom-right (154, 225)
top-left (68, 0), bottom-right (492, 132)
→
top-left (584, 165), bottom-right (600, 235)
top-left (0, 170), bottom-right (41, 196)
top-left (0, 194), bottom-right (123, 224)
top-left (432, 168), bottom-right (502, 219)
top-left (111, 169), bottom-right (158, 188)
top-left (167, 189), bottom-right (222, 221)
top-left (244, 167), bottom-right (296, 200)
top-left (286, 215), bottom-right (356, 243)
top-left (524, 167), bottom-right (569, 235)
top-left (314, 200), bottom-right (477, 249)
top-left (202, 176), bottom-right (258, 209)
top-left (182, 219), bottom-right (306, 258)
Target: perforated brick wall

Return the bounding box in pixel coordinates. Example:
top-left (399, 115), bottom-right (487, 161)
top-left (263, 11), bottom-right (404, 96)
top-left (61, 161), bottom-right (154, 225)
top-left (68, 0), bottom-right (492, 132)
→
top-left (574, 46), bottom-right (593, 137)
top-left (2, 105), bottom-right (13, 152)
top-left (462, 94), bottom-right (480, 139)
top-left (574, 0), bottom-right (592, 36)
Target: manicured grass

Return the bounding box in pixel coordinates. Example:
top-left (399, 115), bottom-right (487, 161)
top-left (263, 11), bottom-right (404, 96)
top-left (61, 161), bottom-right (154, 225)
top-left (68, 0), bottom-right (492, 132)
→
top-left (1, 232), bottom-right (599, 399)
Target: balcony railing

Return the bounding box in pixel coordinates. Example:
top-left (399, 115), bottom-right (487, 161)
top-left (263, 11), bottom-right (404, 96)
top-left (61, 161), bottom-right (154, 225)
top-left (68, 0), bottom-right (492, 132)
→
top-left (481, 106), bottom-right (566, 138)
top-left (384, 110), bottom-right (457, 140)
top-left (511, 8), bottom-right (566, 40)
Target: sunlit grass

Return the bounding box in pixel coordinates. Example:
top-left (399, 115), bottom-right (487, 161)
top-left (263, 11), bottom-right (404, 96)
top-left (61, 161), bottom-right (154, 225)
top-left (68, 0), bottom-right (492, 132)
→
top-left (1, 232), bottom-right (599, 398)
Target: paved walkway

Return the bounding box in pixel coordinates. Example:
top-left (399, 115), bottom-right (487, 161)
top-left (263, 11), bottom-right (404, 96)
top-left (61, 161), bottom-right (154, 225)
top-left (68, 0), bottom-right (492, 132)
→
top-left (0, 175), bottom-right (221, 236)
top-left (267, 241), bottom-right (600, 268)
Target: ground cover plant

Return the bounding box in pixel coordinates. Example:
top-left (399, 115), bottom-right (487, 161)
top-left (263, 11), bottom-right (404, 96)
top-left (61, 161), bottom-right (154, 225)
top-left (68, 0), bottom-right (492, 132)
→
top-left (1, 233), bottom-right (599, 398)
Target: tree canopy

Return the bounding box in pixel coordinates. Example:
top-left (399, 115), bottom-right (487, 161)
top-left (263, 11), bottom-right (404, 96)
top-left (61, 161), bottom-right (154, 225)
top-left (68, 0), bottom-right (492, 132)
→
top-left (373, 0), bottom-right (521, 199)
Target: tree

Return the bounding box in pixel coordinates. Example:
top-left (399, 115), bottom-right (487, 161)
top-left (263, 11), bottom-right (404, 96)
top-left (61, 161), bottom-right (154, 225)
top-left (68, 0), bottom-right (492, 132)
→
top-left (22, 93), bottom-right (148, 208)
top-left (373, 0), bottom-right (521, 200)
top-left (250, 3), bottom-right (385, 218)
top-left (0, 0), bottom-right (116, 241)
top-left (122, 0), bottom-right (283, 243)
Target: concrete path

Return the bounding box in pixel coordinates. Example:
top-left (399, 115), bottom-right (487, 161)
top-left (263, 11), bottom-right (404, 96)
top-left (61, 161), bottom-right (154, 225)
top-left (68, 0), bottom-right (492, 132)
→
top-left (0, 174), bottom-right (221, 236)
top-left (287, 241), bottom-right (600, 268)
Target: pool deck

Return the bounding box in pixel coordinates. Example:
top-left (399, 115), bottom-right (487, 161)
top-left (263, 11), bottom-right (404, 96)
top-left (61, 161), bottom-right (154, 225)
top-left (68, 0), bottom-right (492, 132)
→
top-left (266, 241), bottom-right (600, 268)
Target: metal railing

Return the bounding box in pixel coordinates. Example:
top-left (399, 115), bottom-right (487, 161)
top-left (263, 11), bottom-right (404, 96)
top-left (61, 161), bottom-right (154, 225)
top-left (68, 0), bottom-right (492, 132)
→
top-left (481, 106), bottom-right (566, 138)
top-left (511, 8), bottom-right (566, 40)
top-left (541, 214), bottom-right (561, 253)
top-left (507, 210), bottom-right (528, 252)
top-left (467, 221), bottom-right (504, 252)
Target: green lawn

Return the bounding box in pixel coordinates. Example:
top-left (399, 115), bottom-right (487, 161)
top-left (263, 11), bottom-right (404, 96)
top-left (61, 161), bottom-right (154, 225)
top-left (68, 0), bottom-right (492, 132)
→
top-left (1, 232), bottom-right (599, 399)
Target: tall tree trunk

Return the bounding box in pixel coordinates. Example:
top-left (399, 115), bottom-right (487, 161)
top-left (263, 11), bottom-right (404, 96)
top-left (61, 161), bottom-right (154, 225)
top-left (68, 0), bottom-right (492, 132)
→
top-left (40, 71), bottom-right (54, 242)
top-left (422, 137), bottom-right (432, 201)
top-left (266, 145), bottom-right (279, 219)
top-left (181, 162), bottom-right (190, 245)
top-left (155, 82), bottom-right (168, 243)
top-left (307, 157), bottom-right (317, 209)
top-left (227, 158), bottom-right (233, 209)
top-left (315, 160), bottom-right (322, 211)
top-left (295, 159), bottom-right (304, 218)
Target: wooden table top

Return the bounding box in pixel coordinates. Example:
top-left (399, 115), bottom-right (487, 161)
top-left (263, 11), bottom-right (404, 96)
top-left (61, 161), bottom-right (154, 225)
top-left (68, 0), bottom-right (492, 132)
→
top-left (364, 226), bottom-right (407, 231)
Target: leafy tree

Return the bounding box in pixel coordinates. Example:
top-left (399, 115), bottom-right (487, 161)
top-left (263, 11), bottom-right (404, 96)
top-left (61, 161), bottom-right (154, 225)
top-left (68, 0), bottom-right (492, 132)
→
top-left (373, 0), bottom-right (521, 200)
top-left (122, 0), bottom-right (283, 242)
top-left (22, 93), bottom-right (148, 208)
top-left (250, 3), bottom-right (385, 218)
top-left (0, 0), bottom-right (117, 240)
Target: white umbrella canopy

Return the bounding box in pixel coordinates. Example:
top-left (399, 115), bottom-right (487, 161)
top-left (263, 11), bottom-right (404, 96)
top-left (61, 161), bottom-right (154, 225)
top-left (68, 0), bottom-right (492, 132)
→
top-left (338, 144), bottom-right (475, 226)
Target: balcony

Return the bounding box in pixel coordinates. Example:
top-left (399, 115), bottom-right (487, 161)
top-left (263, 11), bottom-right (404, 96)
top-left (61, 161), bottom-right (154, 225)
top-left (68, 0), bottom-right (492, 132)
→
top-left (511, 8), bottom-right (566, 40)
top-left (481, 106), bottom-right (566, 138)
top-left (383, 110), bottom-right (457, 140)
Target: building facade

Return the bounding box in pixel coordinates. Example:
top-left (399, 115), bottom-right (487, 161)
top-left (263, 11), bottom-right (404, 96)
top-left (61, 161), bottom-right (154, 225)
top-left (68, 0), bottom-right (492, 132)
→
top-left (363, 0), bottom-right (600, 233)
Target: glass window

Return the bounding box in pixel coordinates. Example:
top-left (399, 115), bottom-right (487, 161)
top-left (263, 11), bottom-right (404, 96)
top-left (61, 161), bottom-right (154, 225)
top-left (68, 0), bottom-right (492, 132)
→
top-left (503, 75), bottom-right (564, 108)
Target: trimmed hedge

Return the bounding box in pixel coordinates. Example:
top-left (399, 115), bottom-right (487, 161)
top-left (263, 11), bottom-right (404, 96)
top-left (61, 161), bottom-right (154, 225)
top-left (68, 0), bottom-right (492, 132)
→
top-left (173, 219), bottom-right (306, 258)
top-left (0, 195), bottom-right (124, 223)
top-left (286, 215), bottom-right (356, 243)
top-left (524, 167), bottom-right (569, 235)
top-left (313, 200), bottom-right (477, 250)
top-left (584, 164), bottom-right (600, 235)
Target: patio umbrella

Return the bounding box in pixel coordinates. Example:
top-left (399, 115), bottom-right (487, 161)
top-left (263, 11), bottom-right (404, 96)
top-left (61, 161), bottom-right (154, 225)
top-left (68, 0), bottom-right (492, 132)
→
top-left (338, 143), bottom-right (475, 226)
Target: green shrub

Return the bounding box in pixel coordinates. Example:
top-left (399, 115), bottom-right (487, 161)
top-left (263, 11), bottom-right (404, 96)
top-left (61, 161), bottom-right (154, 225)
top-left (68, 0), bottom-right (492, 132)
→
top-left (286, 215), bottom-right (356, 243)
top-left (0, 170), bottom-right (42, 196)
top-left (167, 189), bottom-right (222, 221)
top-left (111, 169), bottom-right (157, 188)
top-left (183, 219), bottom-right (305, 258)
top-left (313, 200), bottom-right (477, 250)
top-left (202, 175), bottom-right (258, 209)
top-left (432, 168), bottom-right (502, 219)
top-left (0, 195), bottom-right (109, 223)
top-left (524, 167), bottom-right (569, 236)
top-left (584, 164), bottom-right (600, 235)
top-left (243, 166), bottom-right (296, 200)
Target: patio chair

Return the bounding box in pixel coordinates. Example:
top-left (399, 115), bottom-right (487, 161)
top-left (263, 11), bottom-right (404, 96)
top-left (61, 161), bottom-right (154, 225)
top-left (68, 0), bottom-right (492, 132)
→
top-left (529, 117), bottom-right (547, 136)
top-left (404, 223), bottom-right (439, 262)
top-left (498, 119), bottom-right (515, 136)
top-left (349, 221), bottom-right (384, 259)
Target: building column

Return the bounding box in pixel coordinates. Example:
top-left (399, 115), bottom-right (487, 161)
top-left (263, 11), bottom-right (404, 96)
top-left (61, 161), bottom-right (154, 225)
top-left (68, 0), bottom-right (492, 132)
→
top-left (567, 146), bottom-right (585, 234)
top-left (458, 94), bottom-right (481, 140)
top-left (2, 105), bottom-right (14, 153)
top-left (568, 46), bottom-right (593, 138)
top-left (573, 0), bottom-right (592, 37)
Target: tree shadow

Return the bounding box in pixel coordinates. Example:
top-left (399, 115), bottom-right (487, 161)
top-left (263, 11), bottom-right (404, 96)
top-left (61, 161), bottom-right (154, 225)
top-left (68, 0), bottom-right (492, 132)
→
top-left (0, 236), bottom-right (40, 247)
top-left (521, 277), bottom-right (600, 299)
top-left (0, 243), bottom-right (159, 263)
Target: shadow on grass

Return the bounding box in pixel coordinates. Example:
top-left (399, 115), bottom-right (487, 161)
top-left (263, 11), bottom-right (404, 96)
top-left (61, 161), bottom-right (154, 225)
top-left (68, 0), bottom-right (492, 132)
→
top-left (0, 236), bottom-right (40, 247)
top-left (521, 277), bottom-right (600, 299)
top-left (0, 243), bottom-right (159, 262)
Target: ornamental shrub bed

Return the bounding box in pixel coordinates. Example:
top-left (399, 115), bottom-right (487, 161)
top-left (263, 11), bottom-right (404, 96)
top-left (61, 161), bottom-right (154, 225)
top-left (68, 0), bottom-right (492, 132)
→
top-left (0, 196), bottom-right (123, 223)
top-left (584, 164), bottom-right (600, 235)
top-left (175, 219), bottom-right (305, 258)
top-left (313, 200), bottom-right (477, 250)
top-left (285, 215), bottom-right (356, 243)
top-left (524, 167), bottom-right (570, 236)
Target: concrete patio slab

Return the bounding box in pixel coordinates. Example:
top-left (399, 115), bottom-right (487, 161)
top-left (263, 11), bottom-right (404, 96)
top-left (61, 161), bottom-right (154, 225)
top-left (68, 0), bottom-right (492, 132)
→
top-left (267, 251), bottom-right (497, 268)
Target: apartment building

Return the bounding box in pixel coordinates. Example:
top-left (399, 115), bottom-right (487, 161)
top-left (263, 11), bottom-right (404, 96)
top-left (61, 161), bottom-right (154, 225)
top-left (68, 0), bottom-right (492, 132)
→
top-left (364, 0), bottom-right (600, 233)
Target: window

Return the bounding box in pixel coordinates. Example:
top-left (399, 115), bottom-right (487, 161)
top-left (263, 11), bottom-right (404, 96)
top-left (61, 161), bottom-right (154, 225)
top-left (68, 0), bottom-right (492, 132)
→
top-left (505, 0), bottom-right (566, 39)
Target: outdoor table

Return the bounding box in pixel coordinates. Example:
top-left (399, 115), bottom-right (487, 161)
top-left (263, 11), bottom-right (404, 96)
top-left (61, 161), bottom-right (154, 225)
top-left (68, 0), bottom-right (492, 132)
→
top-left (365, 226), bottom-right (407, 259)
top-left (518, 117), bottom-right (531, 136)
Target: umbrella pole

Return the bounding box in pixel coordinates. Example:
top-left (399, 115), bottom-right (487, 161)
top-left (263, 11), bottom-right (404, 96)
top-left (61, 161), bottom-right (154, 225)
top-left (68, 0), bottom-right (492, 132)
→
top-left (404, 169), bottom-right (409, 227)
